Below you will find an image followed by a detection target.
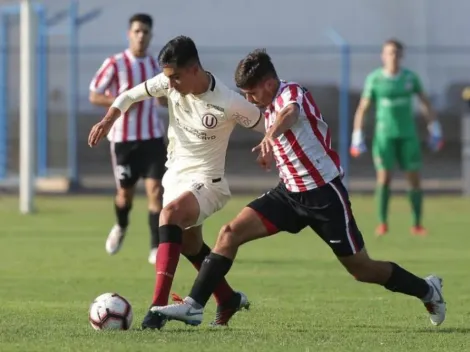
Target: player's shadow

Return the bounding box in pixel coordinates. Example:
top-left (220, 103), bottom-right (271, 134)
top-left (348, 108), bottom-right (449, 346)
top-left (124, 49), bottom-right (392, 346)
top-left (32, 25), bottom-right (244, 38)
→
top-left (414, 327), bottom-right (470, 334)
top-left (135, 326), bottom-right (309, 334)
top-left (352, 324), bottom-right (470, 334)
top-left (237, 258), bottom-right (311, 265)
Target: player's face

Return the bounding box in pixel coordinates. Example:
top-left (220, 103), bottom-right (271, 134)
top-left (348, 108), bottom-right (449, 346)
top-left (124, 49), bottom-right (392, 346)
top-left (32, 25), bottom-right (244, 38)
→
top-left (240, 78), bottom-right (278, 109)
top-left (381, 44), bottom-right (402, 69)
top-left (162, 64), bottom-right (198, 95)
top-left (128, 21), bottom-right (152, 54)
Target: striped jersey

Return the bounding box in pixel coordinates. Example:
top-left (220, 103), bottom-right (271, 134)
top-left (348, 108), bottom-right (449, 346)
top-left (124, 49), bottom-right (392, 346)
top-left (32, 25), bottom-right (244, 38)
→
top-left (264, 81), bottom-right (341, 192)
top-left (89, 49), bottom-right (165, 143)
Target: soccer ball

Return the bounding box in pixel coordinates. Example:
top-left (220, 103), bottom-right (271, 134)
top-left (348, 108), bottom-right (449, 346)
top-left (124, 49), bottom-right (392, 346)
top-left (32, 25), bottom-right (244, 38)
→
top-left (88, 293), bottom-right (133, 330)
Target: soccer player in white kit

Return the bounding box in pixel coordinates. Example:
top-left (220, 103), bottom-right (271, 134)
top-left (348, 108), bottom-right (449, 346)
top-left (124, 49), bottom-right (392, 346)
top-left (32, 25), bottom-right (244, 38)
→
top-left (88, 36), bottom-right (264, 330)
top-left (153, 49), bottom-right (446, 328)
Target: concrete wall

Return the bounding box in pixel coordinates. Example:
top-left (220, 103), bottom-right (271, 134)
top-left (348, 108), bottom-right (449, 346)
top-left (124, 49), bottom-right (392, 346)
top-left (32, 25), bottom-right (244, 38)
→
top-left (4, 0), bottom-right (470, 110)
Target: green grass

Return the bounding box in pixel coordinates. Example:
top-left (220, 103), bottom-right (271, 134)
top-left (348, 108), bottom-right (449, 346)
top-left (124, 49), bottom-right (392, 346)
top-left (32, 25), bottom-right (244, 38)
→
top-left (0, 195), bottom-right (470, 352)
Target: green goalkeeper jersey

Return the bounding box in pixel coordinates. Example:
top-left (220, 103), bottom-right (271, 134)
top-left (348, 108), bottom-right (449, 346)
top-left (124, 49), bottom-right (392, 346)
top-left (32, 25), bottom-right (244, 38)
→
top-left (362, 68), bottom-right (423, 138)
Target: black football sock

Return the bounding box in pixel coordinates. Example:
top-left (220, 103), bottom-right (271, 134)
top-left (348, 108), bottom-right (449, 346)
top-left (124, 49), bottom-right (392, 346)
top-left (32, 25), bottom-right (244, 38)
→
top-left (383, 262), bottom-right (431, 299)
top-left (148, 211), bottom-right (160, 249)
top-left (115, 202), bottom-right (132, 229)
top-left (188, 252), bottom-right (233, 308)
top-left (183, 243), bottom-right (211, 268)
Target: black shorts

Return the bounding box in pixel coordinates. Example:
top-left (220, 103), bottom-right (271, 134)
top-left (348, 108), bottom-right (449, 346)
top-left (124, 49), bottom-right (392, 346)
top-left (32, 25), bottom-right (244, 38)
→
top-left (111, 138), bottom-right (167, 189)
top-left (247, 177), bottom-right (364, 257)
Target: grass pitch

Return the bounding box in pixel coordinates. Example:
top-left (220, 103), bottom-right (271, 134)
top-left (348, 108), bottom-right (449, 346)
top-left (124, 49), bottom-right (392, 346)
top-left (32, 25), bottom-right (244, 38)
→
top-left (0, 194), bottom-right (469, 351)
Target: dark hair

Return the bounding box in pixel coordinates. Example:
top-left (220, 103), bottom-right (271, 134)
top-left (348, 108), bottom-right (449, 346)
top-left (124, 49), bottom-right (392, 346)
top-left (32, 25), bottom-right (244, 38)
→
top-left (235, 49), bottom-right (278, 89)
top-left (129, 13), bottom-right (153, 28)
top-left (158, 35), bottom-right (200, 68)
top-left (384, 38), bottom-right (404, 52)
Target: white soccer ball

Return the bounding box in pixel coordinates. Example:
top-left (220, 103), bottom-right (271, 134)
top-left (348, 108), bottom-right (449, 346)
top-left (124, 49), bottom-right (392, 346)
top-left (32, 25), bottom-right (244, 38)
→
top-left (88, 293), bottom-right (133, 330)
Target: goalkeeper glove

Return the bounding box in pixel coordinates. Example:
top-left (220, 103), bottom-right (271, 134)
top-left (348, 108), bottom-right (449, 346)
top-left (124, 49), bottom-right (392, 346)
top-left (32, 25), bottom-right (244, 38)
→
top-left (427, 120), bottom-right (443, 152)
top-left (350, 130), bottom-right (367, 157)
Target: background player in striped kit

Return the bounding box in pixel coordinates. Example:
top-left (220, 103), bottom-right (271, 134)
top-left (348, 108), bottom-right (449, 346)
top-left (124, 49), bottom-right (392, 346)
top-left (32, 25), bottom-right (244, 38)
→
top-left (153, 49), bottom-right (446, 329)
top-left (89, 14), bottom-right (167, 264)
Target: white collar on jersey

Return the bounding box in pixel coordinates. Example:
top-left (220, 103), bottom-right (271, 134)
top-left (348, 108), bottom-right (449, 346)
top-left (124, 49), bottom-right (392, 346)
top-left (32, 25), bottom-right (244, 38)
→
top-left (124, 48), bottom-right (150, 60)
top-left (194, 72), bottom-right (216, 97)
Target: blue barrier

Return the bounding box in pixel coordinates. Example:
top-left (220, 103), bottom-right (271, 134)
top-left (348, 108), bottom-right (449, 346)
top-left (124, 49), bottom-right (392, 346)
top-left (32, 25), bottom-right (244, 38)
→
top-left (0, 1), bottom-right (100, 181)
top-left (327, 29), bottom-right (351, 188)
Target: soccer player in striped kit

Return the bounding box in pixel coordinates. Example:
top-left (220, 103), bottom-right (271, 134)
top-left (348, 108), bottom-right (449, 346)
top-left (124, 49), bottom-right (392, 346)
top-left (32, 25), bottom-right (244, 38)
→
top-left (89, 14), bottom-right (167, 264)
top-left (153, 49), bottom-right (446, 328)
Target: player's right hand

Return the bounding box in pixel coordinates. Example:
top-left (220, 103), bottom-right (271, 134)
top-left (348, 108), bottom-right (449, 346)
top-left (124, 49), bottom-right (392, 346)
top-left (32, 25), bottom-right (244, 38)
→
top-left (88, 119), bottom-right (113, 147)
top-left (350, 130), bottom-right (367, 157)
top-left (252, 135), bottom-right (275, 171)
top-left (256, 152), bottom-right (273, 172)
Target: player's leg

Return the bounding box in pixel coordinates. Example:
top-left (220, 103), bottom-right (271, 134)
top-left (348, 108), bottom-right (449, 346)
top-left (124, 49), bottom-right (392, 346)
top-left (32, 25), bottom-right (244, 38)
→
top-left (398, 137), bottom-right (425, 235)
top-left (155, 186), bottom-right (303, 326)
top-left (142, 176), bottom-right (231, 329)
top-left (107, 141), bottom-right (140, 255)
top-left (141, 138), bottom-right (167, 264)
top-left (372, 136), bottom-right (395, 235)
top-left (313, 177), bottom-right (445, 326)
top-left (152, 191), bottom-right (200, 305)
top-left (180, 225), bottom-right (238, 306)
top-left (145, 178), bottom-right (163, 263)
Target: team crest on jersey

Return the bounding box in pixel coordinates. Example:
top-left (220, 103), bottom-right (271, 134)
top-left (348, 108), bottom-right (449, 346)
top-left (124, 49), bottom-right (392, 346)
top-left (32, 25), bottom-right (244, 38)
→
top-left (201, 114), bottom-right (218, 129)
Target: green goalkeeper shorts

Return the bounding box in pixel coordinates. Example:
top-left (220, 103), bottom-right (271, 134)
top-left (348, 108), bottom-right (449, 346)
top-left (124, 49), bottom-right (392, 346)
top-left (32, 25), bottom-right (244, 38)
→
top-left (372, 136), bottom-right (422, 171)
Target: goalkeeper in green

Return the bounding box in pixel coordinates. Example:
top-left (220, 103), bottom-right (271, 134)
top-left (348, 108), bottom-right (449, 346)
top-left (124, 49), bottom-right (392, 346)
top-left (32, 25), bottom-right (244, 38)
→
top-left (351, 39), bottom-right (443, 236)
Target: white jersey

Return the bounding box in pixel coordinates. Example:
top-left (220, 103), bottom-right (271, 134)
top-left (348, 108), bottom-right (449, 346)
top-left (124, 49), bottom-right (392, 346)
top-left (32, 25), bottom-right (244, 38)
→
top-left (90, 49), bottom-right (165, 143)
top-left (264, 81), bottom-right (341, 192)
top-left (145, 72), bottom-right (262, 178)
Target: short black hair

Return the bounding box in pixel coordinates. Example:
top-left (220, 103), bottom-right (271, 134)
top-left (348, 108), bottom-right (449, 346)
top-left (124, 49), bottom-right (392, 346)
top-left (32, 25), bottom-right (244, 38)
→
top-left (235, 49), bottom-right (278, 89)
top-left (384, 38), bottom-right (404, 52)
top-left (129, 13), bottom-right (153, 28)
top-left (158, 35), bottom-right (200, 68)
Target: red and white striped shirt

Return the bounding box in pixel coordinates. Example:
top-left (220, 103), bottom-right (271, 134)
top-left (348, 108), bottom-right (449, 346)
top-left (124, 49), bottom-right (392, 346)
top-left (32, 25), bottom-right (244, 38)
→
top-left (265, 81), bottom-right (341, 192)
top-left (89, 49), bottom-right (165, 143)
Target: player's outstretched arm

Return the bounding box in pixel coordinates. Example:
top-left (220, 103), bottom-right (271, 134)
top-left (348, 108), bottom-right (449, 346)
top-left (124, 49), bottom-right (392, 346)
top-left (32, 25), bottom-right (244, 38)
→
top-left (88, 74), bottom-right (168, 147)
top-left (228, 91), bottom-right (264, 133)
top-left (252, 103), bottom-right (300, 163)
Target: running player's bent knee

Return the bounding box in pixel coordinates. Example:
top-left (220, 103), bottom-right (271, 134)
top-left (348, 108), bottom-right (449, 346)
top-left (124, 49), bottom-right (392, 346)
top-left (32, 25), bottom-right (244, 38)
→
top-left (216, 224), bottom-right (241, 249)
top-left (160, 204), bottom-right (183, 226)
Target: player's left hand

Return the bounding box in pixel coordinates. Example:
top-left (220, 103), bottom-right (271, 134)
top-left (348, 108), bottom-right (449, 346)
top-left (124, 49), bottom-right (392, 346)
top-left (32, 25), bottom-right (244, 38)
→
top-left (427, 120), bottom-right (443, 152)
top-left (88, 119), bottom-right (114, 147)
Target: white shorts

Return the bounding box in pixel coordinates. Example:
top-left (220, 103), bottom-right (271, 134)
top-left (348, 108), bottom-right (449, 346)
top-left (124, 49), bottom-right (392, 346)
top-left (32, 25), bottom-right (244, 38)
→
top-left (162, 170), bottom-right (231, 228)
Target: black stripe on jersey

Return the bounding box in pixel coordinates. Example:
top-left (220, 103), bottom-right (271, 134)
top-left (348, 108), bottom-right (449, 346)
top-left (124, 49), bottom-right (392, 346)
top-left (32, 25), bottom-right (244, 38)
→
top-left (249, 111), bottom-right (263, 129)
top-left (208, 72), bottom-right (216, 91)
top-left (144, 81), bottom-right (151, 96)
